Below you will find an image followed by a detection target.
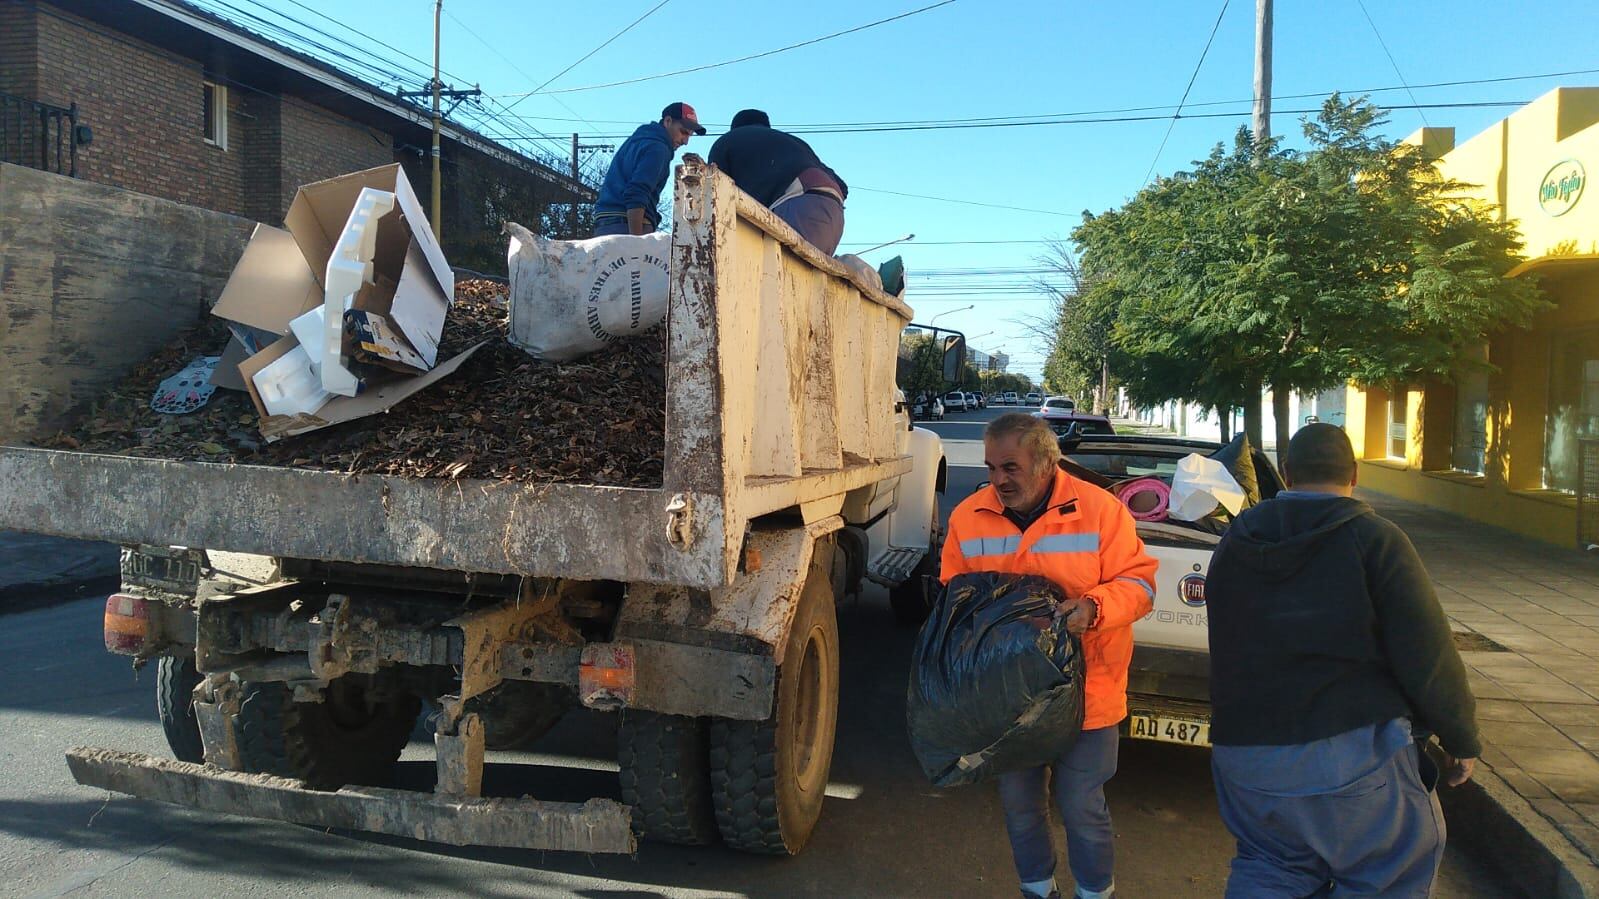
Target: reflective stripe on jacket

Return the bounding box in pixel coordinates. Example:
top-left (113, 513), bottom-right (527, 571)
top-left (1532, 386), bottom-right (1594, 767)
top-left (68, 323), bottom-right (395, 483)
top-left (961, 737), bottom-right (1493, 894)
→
top-left (940, 466), bottom-right (1158, 730)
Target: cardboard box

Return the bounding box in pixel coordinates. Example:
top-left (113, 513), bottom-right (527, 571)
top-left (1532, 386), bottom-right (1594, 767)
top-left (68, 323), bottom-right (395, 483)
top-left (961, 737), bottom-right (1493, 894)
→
top-left (210, 165), bottom-right (461, 440)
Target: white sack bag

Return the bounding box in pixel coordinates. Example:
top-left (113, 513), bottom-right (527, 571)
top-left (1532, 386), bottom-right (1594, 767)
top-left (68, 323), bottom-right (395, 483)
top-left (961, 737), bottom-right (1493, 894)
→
top-left (1168, 452), bottom-right (1248, 521)
top-left (506, 222), bottom-right (671, 362)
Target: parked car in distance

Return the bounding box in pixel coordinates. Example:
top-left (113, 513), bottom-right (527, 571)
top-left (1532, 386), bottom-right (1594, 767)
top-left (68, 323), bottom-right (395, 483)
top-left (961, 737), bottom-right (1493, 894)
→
top-left (967, 392), bottom-right (983, 409)
top-left (1041, 396), bottom-right (1076, 413)
top-left (1032, 408), bottom-right (1114, 436)
top-left (944, 390), bottom-right (968, 413)
top-left (912, 395), bottom-right (944, 420)
top-left (1024, 391), bottom-right (1043, 405)
top-left (1003, 391), bottom-right (1019, 405)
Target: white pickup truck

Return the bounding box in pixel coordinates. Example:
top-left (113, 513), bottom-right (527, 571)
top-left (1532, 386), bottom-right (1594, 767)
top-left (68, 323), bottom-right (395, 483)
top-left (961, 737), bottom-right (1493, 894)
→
top-left (1059, 433), bottom-right (1284, 749)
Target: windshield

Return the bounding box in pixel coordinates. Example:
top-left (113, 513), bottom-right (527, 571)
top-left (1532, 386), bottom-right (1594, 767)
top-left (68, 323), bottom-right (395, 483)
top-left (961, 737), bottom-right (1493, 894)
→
top-left (1044, 398), bottom-right (1074, 410)
top-left (1066, 450), bottom-right (1187, 478)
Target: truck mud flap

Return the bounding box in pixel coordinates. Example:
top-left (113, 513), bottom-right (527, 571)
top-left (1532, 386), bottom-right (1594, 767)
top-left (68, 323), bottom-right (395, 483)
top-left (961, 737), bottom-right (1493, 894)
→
top-left (66, 747), bottom-right (636, 855)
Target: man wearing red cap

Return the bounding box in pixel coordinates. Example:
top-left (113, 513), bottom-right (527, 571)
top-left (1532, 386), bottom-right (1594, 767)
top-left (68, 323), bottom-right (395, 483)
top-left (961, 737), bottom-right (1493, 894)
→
top-left (592, 102), bottom-right (706, 237)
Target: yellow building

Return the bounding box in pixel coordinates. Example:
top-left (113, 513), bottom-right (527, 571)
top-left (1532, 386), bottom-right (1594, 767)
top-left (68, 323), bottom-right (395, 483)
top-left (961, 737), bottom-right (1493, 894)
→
top-left (1347, 87), bottom-right (1599, 547)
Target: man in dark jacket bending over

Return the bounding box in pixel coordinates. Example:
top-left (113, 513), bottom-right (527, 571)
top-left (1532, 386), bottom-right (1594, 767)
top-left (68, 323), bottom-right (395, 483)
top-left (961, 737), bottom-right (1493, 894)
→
top-left (707, 109), bottom-right (847, 254)
top-left (1206, 423), bottom-right (1478, 898)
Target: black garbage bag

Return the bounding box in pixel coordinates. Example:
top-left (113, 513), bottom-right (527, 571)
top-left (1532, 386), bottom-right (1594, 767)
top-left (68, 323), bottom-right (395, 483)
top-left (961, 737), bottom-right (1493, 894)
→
top-left (1208, 432), bottom-right (1261, 507)
top-left (907, 572), bottom-right (1086, 787)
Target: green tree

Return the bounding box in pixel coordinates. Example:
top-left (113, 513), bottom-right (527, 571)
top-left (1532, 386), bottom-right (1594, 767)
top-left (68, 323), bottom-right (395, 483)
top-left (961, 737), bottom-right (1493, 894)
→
top-left (1070, 94), bottom-right (1547, 452)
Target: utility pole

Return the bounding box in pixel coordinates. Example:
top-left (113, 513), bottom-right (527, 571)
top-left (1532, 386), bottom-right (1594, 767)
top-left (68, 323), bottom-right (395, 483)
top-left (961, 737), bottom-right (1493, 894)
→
top-left (1248, 0), bottom-right (1273, 450)
top-left (566, 134), bottom-right (613, 237)
top-left (398, 5), bottom-right (479, 244)
top-left (431, 0), bottom-right (442, 241)
top-left (1252, 0), bottom-right (1272, 155)
top-left (569, 133), bottom-right (580, 236)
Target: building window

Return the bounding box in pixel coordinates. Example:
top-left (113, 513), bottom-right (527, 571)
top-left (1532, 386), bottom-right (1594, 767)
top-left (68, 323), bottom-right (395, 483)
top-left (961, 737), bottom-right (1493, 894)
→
top-left (1544, 328), bottom-right (1599, 493)
top-left (1388, 385), bottom-right (1408, 460)
top-left (203, 81), bottom-right (228, 149)
top-left (1451, 348), bottom-right (1489, 475)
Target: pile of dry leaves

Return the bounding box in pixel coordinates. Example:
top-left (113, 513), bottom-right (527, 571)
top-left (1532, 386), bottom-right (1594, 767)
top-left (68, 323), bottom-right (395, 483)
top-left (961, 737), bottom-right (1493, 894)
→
top-left (43, 280), bottom-right (667, 487)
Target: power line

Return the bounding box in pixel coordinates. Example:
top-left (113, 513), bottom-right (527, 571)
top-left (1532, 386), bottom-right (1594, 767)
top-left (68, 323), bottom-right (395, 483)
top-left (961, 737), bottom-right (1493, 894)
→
top-left (1353, 0), bottom-right (1428, 127)
top-left (1144, 0), bottom-right (1231, 185)
top-left (841, 239), bottom-right (1056, 246)
top-left (472, 99), bottom-right (1527, 140)
top-left (205, 0), bottom-right (583, 166)
top-left (467, 63), bottom-right (1599, 129)
top-left (501, 0), bottom-right (677, 113)
top-left (851, 187), bottom-right (1075, 217)
top-left (495, 0), bottom-right (960, 98)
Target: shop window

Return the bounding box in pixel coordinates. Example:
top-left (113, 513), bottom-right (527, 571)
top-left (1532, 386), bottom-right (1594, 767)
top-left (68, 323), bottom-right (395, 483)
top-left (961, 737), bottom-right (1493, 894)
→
top-left (1545, 328), bottom-right (1599, 493)
top-left (203, 81), bottom-right (228, 149)
top-left (1451, 348), bottom-right (1489, 475)
top-left (1388, 386), bottom-right (1409, 460)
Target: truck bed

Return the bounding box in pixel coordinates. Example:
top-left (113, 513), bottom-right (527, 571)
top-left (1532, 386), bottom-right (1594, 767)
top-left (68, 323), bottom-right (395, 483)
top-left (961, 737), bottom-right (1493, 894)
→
top-left (0, 157), bottom-right (915, 590)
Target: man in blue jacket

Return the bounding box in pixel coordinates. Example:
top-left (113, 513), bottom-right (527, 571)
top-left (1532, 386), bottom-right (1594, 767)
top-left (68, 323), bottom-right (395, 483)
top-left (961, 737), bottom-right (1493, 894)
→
top-left (592, 102), bottom-right (705, 237)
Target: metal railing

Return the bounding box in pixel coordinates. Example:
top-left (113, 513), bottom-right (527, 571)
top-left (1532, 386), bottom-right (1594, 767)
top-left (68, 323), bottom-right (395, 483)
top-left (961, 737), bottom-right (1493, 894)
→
top-left (1, 92), bottom-right (81, 177)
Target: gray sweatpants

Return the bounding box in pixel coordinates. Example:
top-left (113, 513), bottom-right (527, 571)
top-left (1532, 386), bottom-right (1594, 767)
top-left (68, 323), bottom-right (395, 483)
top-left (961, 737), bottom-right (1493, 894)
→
top-left (1213, 739), bottom-right (1446, 897)
top-left (772, 193), bottom-right (844, 255)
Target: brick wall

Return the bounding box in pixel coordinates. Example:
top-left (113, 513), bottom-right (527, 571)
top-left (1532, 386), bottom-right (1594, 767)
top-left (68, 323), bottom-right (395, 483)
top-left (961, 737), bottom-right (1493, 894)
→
top-left (17, 1), bottom-right (396, 225)
top-left (0, 2), bottom-right (38, 98)
top-left (240, 90), bottom-right (282, 224)
top-left (278, 97), bottom-right (395, 216)
top-left (32, 4), bottom-right (214, 208)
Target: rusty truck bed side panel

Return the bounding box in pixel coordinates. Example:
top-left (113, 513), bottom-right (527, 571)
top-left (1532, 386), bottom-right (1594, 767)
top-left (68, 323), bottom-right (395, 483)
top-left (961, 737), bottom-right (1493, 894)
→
top-left (0, 157), bottom-right (914, 589)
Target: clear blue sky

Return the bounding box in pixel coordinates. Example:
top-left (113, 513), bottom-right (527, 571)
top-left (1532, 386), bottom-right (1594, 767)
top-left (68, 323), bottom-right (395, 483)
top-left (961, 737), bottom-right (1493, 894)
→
top-left (203, 0), bottom-right (1599, 382)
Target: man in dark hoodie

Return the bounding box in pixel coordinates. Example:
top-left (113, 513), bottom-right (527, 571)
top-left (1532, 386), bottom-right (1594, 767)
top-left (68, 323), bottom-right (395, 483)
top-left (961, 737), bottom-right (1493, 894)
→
top-left (592, 102), bottom-right (705, 237)
top-left (1206, 423), bottom-right (1478, 898)
top-left (707, 109), bottom-right (847, 254)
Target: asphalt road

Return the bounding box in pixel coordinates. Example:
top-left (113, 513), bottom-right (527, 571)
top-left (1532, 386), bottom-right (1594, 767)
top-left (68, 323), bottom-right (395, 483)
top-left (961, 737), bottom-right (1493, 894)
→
top-left (0, 405), bottom-right (1509, 897)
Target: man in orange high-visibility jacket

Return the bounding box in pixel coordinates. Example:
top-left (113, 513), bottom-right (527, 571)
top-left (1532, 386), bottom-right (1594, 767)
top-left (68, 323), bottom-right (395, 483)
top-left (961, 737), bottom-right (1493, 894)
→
top-left (942, 413), bottom-right (1156, 899)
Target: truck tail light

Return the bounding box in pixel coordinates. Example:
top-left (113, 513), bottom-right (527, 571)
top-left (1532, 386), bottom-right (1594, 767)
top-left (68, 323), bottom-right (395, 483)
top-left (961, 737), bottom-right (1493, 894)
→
top-left (579, 643), bottom-right (635, 710)
top-left (104, 593), bottom-right (151, 655)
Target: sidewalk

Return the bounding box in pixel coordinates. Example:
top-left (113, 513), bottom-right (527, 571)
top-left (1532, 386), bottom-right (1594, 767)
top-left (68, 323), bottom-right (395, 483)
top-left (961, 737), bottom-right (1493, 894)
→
top-left (1360, 490), bottom-right (1599, 893)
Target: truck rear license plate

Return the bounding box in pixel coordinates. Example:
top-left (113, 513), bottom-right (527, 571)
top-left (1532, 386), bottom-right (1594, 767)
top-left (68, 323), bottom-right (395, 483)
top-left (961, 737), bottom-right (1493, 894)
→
top-left (1129, 713), bottom-right (1210, 747)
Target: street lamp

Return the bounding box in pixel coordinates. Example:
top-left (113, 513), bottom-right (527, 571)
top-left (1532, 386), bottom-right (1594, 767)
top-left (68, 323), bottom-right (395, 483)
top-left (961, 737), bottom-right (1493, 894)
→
top-left (857, 233), bottom-right (915, 255)
top-left (929, 305), bottom-right (973, 325)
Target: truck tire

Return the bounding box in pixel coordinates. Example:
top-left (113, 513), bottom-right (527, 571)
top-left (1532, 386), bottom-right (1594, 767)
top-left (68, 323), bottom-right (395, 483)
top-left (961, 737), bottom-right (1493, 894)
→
top-left (156, 655), bottom-right (205, 764)
top-left (889, 512), bottom-right (942, 627)
top-left (709, 551), bottom-right (839, 854)
top-left (471, 682), bottom-right (571, 751)
top-left (236, 677), bottom-right (420, 790)
top-left (618, 710), bottom-right (718, 845)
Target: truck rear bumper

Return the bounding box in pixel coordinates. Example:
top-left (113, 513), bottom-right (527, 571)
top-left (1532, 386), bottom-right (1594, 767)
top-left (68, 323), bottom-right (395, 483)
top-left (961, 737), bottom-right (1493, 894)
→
top-left (66, 746), bottom-right (637, 855)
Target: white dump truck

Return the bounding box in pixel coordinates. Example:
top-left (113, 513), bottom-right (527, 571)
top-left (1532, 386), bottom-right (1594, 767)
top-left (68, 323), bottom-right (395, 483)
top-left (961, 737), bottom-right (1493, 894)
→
top-left (0, 156), bottom-right (955, 856)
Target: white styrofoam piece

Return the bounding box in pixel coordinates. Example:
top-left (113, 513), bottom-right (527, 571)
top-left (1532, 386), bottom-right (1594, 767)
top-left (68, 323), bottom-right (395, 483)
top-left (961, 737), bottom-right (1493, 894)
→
top-left (288, 304), bottom-right (336, 379)
top-left (252, 343), bottom-right (333, 418)
top-left (320, 187), bottom-right (396, 396)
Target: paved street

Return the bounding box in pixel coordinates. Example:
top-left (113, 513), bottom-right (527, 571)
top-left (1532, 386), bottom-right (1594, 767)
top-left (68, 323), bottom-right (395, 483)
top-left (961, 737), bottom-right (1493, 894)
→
top-left (0, 404), bottom-right (1505, 897)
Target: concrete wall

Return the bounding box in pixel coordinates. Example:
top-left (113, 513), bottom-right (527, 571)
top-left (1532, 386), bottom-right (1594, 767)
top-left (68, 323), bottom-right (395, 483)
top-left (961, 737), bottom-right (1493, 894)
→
top-left (0, 162), bottom-right (254, 443)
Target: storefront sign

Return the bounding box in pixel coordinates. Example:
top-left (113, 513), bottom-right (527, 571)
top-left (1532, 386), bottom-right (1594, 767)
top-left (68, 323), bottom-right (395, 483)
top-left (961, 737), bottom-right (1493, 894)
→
top-left (1539, 159), bottom-right (1585, 216)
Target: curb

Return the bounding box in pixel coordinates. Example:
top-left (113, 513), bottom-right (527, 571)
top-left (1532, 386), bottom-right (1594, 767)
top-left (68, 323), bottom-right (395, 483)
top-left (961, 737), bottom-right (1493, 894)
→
top-left (1439, 765), bottom-right (1599, 898)
top-left (0, 576), bottom-right (120, 616)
